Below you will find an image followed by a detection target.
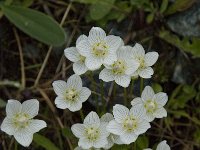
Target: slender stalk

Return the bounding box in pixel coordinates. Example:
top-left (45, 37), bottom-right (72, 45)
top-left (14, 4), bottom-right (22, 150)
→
top-left (79, 109), bottom-right (84, 121)
top-left (140, 77), bottom-right (144, 94)
top-left (124, 88), bottom-right (127, 105)
top-left (14, 141), bottom-right (18, 150)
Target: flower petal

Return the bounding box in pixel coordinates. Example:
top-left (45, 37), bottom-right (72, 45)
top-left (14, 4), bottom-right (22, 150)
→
top-left (78, 138), bottom-right (93, 149)
top-left (88, 27), bottom-right (106, 44)
top-left (99, 122), bottom-right (110, 138)
top-left (1, 117), bottom-right (16, 135)
top-left (113, 104), bottom-right (129, 123)
top-left (84, 111), bottom-right (100, 126)
top-left (55, 97), bottom-right (69, 109)
top-left (141, 86), bottom-right (155, 101)
top-left (103, 52), bottom-right (117, 65)
top-left (157, 140), bottom-right (170, 150)
top-left (138, 67), bottom-right (154, 78)
top-left (66, 74), bottom-right (82, 89)
top-left (145, 52), bottom-right (159, 67)
top-left (105, 35), bottom-right (122, 53)
top-left (154, 107), bottom-right (167, 118)
top-left (130, 105), bottom-right (146, 120)
top-left (125, 59), bottom-right (140, 75)
top-left (154, 92), bottom-right (168, 107)
top-left (71, 123), bottom-right (85, 138)
top-left (145, 113), bottom-right (155, 122)
top-left (120, 132), bottom-right (138, 144)
top-left (79, 87), bottom-right (91, 102)
top-left (28, 119), bottom-right (47, 133)
top-left (69, 102), bottom-right (82, 112)
top-left (100, 113), bottom-right (113, 123)
top-left (64, 47), bottom-right (80, 62)
top-left (14, 129), bottom-right (33, 147)
top-left (85, 56), bottom-right (102, 70)
top-left (21, 99), bottom-right (39, 118)
top-left (76, 34), bottom-right (88, 45)
top-left (73, 61), bottom-right (88, 75)
top-left (114, 75), bottom-right (131, 88)
top-left (131, 97), bottom-right (143, 107)
top-left (99, 68), bottom-right (114, 82)
top-left (106, 120), bottom-right (124, 135)
top-left (131, 43), bottom-right (145, 58)
top-left (76, 40), bottom-right (91, 57)
top-left (6, 100), bottom-right (22, 117)
top-left (134, 120), bottom-right (150, 135)
top-left (93, 136), bottom-right (108, 148)
top-left (52, 80), bottom-right (67, 96)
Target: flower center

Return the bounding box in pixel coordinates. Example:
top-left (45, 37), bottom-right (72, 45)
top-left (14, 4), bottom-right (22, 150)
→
top-left (123, 116), bottom-right (138, 132)
top-left (112, 60), bottom-right (126, 75)
top-left (79, 55), bottom-right (86, 63)
top-left (144, 100), bottom-right (157, 113)
top-left (13, 113), bottom-right (30, 129)
top-left (85, 127), bottom-right (100, 142)
top-left (137, 57), bottom-right (145, 69)
top-left (65, 89), bottom-right (79, 102)
top-left (92, 42), bottom-right (108, 58)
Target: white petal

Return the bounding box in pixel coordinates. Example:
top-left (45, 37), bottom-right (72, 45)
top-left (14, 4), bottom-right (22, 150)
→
top-left (144, 149), bottom-right (152, 150)
top-left (6, 100), bottom-right (22, 117)
top-left (14, 129), bottom-right (33, 147)
top-left (85, 56), bottom-right (102, 70)
top-left (120, 132), bottom-right (138, 144)
top-left (103, 52), bottom-right (117, 65)
top-left (69, 102), bottom-right (82, 112)
top-left (71, 123), bottom-right (85, 138)
top-left (145, 52), bottom-right (159, 67)
top-left (114, 75), bottom-right (131, 88)
top-left (52, 80), bottom-right (67, 96)
top-left (134, 120), bottom-right (150, 135)
top-left (100, 113), bottom-right (114, 122)
top-left (28, 119), bottom-right (47, 133)
top-left (106, 120), bottom-right (124, 135)
top-left (73, 61), bottom-right (88, 75)
top-left (88, 27), bottom-right (106, 44)
top-left (79, 87), bottom-right (91, 102)
top-left (93, 136), bottom-right (108, 148)
top-left (125, 59), bottom-right (140, 75)
top-left (64, 47), bottom-right (80, 62)
top-left (76, 34), bottom-right (88, 45)
top-left (117, 46), bottom-right (132, 59)
top-left (104, 135), bottom-right (114, 149)
top-left (21, 99), bottom-right (39, 118)
top-left (141, 86), bottom-right (155, 101)
top-left (157, 140), bottom-right (171, 150)
top-left (76, 40), bottom-right (91, 57)
top-left (105, 35), bottom-right (122, 53)
top-left (131, 43), bottom-right (145, 58)
top-left (1, 117), bottom-right (16, 135)
top-left (138, 67), bottom-right (154, 78)
top-left (99, 68), bottom-right (114, 82)
top-left (66, 74), bottom-right (82, 89)
top-left (130, 105), bottom-right (146, 120)
top-left (154, 107), bottom-right (167, 118)
top-left (131, 97), bottom-right (143, 107)
top-left (113, 104), bottom-right (129, 123)
top-left (55, 97), bottom-right (69, 109)
top-left (112, 134), bottom-right (124, 144)
top-left (154, 92), bottom-right (168, 107)
top-left (99, 122), bottom-right (110, 138)
top-left (84, 111), bottom-right (100, 126)
top-left (79, 138), bottom-right (93, 149)
top-left (145, 113), bottom-right (155, 122)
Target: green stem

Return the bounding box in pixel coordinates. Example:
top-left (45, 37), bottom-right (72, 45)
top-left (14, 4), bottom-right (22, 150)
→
top-left (124, 88), bottom-right (127, 106)
top-left (14, 141), bottom-right (18, 150)
top-left (140, 77), bottom-right (144, 94)
top-left (80, 109), bottom-right (84, 121)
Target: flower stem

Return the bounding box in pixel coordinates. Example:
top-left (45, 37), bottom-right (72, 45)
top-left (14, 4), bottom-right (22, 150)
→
top-left (14, 141), bottom-right (18, 150)
top-left (80, 109), bottom-right (84, 121)
top-left (140, 77), bottom-right (144, 94)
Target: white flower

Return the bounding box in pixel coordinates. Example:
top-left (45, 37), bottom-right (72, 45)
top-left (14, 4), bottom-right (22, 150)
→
top-left (76, 27), bottom-right (122, 70)
top-left (71, 111), bottom-right (110, 149)
top-left (64, 35), bottom-right (88, 75)
top-left (129, 43), bottom-right (158, 78)
top-left (52, 74), bottom-right (91, 112)
top-left (100, 113), bottom-right (124, 149)
top-left (144, 140), bottom-right (170, 150)
top-left (131, 86), bottom-right (168, 122)
top-left (99, 46), bottom-right (139, 87)
top-left (74, 146), bottom-right (100, 150)
top-left (106, 104), bottom-right (150, 144)
top-left (0, 99), bottom-right (47, 147)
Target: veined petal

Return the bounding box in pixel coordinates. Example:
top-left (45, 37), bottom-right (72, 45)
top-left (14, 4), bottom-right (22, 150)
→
top-left (145, 113), bottom-right (155, 122)
top-left (84, 111), bottom-right (100, 126)
top-left (55, 97), bottom-right (70, 109)
top-left (157, 140), bottom-right (170, 150)
top-left (79, 87), bottom-right (91, 102)
top-left (114, 75), bottom-right (131, 88)
top-left (1, 117), bottom-right (16, 135)
top-left (103, 52), bottom-right (117, 65)
top-left (131, 43), bottom-right (145, 58)
top-left (28, 119), bottom-right (47, 133)
top-left (14, 129), bottom-right (33, 147)
top-left (138, 67), bottom-right (154, 78)
top-left (104, 135), bottom-right (114, 149)
top-left (21, 99), bottom-right (39, 118)
top-left (64, 47), bottom-right (80, 62)
top-left (134, 120), bottom-right (150, 135)
top-left (120, 132), bottom-right (138, 144)
top-left (99, 122), bottom-right (110, 138)
top-left (78, 138), bottom-right (93, 149)
top-left (69, 102), bottom-right (82, 112)
top-left (130, 106), bottom-right (146, 120)
top-left (88, 27), bottom-right (106, 44)
top-left (131, 97), bottom-right (143, 107)
top-left (113, 104), bottom-right (129, 123)
top-left (6, 100), bottom-right (22, 117)
top-left (71, 123), bottom-right (85, 138)
top-left (76, 34), bottom-right (88, 45)
top-left (99, 68), bottom-right (114, 82)
top-left (141, 86), bottom-right (155, 101)
top-left (73, 61), bottom-right (88, 75)
top-left (100, 113), bottom-right (113, 123)
top-left (154, 92), bottom-right (168, 107)
top-left (76, 40), bottom-right (91, 57)
top-left (125, 59), bottom-right (140, 75)
top-left (106, 120), bottom-right (124, 135)
top-left (105, 35), bottom-right (122, 53)
top-left (85, 56), bottom-right (102, 70)
top-left (52, 80), bottom-right (67, 96)
top-left (154, 107), bottom-right (167, 118)
top-left (117, 46), bottom-right (132, 59)
top-left (93, 136), bottom-right (108, 148)
top-left (112, 134), bottom-right (124, 145)
top-left (145, 52), bottom-right (159, 67)
top-left (66, 74), bottom-right (82, 89)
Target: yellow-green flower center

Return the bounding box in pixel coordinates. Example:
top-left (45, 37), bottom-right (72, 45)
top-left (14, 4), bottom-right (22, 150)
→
top-left (112, 60), bottom-right (126, 75)
top-left (13, 113), bottom-right (30, 129)
top-left (123, 116), bottom-right (138, 132)
top-left (137, 57), bottom-right (145, 69)
top-left (85, 127), bottom-right (100, 142)
top-left (92, 42), bottom-right (108, 57)
top-left (65, 88), bottom-right (79, 102)
top-left (144, 100), bottom-right (157, 113)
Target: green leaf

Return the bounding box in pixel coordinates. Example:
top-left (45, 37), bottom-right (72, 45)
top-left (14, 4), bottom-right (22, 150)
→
top-left (159, 30), bottom-right (200, 57)
top-left (0, 99), bottom-right (6, 108)
top-left (152, 83), bottom-right (163, 93)
top-left (61, 127), bottom-right (75, 138)
top-left (33, 133), bottom-right (60, 150)
top-left (146, 12), bottom-right (155, 24)
top-left (89, 0), bottom-right (115, 20)
top-left (135, 135), bottom-right (149, 149)
top-left (160, 0), bottom-right (168, 13)
top-left (1, 5), bottom-right (65, 46)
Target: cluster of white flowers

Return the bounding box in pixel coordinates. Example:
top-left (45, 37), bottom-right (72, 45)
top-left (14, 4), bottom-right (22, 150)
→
top-left (64, 27), bottom-right (158, 87)
top-left (144, 140), bottom-right (171, 150)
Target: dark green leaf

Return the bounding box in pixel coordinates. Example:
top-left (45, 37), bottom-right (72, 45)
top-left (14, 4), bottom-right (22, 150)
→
top-left (61, 127), bottom-right (75, 138)
top-left (135, 135), bottom-right (149, 149)
top-left (160, 0), bottom-right (168, 13)
top-left (0, 99), bottom-right (6, 108)
top-left (1, 5), bottom-right (65, 46)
